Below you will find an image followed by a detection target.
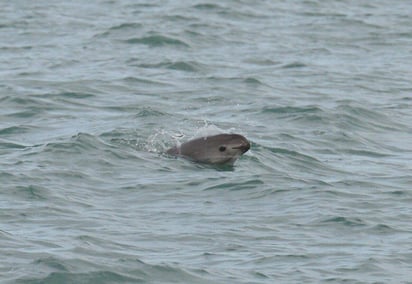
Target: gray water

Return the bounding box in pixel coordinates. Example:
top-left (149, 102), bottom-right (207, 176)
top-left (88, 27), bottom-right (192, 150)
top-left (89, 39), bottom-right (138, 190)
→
top-left (1, 0), bottom-right (412, 283)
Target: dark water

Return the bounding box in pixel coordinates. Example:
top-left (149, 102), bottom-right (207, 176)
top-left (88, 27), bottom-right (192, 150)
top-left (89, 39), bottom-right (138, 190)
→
top-left (1, 0), bottom-right (412, 283)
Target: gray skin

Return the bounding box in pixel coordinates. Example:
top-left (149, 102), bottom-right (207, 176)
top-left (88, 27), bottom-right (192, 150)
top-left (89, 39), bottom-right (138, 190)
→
top-left (166, 133), bottom-right (250, 165)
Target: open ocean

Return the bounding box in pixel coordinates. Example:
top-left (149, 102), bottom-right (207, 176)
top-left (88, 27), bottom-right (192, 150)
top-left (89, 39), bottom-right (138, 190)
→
top-left (1, 0), bottom-right (412, 283)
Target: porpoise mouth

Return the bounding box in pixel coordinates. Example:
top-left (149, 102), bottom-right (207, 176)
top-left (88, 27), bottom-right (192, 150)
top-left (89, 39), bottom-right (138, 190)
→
top-left (232, 141), bottom-right (251, 153)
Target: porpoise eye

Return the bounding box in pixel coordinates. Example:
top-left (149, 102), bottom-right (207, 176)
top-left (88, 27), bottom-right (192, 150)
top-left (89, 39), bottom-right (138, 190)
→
top-left (219, 146), bottom-right (226, 152)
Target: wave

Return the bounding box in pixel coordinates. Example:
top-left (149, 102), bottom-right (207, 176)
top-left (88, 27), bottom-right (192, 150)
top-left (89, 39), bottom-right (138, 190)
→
top-left (13, 257), bottom-right (216, 284)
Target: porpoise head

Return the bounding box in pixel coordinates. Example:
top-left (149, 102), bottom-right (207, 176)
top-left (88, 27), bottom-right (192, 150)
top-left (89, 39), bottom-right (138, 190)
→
top-left (167, 133), bottom-right (250, 165)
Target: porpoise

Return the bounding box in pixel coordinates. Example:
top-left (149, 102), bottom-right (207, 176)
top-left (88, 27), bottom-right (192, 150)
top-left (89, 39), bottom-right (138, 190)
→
top-left (166, 133), bottom-right (250, 165)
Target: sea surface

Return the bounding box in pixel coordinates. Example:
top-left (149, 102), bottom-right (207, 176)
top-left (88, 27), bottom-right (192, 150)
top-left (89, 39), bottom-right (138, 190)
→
top-left (1, 0), bottom-right (412, 283)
